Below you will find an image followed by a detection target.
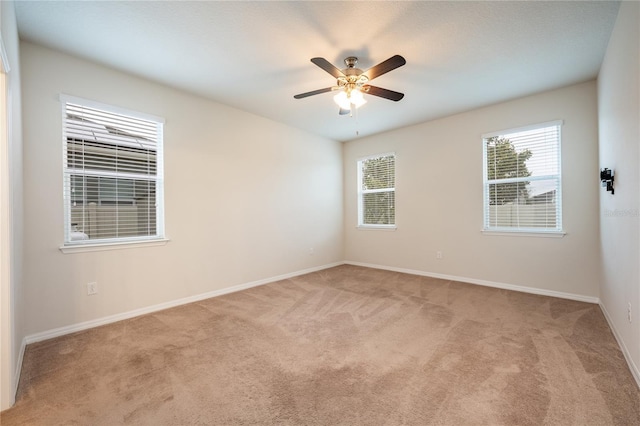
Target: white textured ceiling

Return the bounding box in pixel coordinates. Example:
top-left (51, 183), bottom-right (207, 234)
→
top-left (14, 1), bottom-right (620, 142)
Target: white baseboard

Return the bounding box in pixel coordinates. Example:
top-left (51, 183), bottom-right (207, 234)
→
top-left (344, 261), bottom-right (600, 304)
top-left (599, 302), bottom-right (640, 389)
top-left (16, 259), bottom-right (621, 404)
top-left (345, 261), bottom-right (640, 389)
top-left (12, 337), bottom-right (25, 399)
top-left (23, 261), bottom-right (343, 346)
top-left (20, 261), bottom-right (603, 347)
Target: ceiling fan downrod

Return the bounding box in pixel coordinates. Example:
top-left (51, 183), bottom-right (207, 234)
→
top-left (344, 56), bottom-right (358, 68)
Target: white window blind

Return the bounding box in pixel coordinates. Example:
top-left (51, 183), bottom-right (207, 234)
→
top-left (482, 121), bottom-right (562, 233)
top-left (357, 153), bottom-right (395, 227)
top-left (62, 97), bottom-right (165, 245)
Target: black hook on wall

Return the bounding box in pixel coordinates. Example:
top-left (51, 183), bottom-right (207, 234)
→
top-left (600, 168), bottom-right (614, 195)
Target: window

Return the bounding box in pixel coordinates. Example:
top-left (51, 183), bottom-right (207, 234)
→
top-left (357, 153), bottom-right (395, 228)
top-left (62, 96), bottom-right (165, 246)
top-left (482, 121), bottom-right (562, 234)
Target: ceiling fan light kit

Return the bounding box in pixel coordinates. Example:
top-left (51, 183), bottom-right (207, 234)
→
top-left (294, 55), bottom-right (406, 115)
top-left (333, 89), bottom-right (366, 110)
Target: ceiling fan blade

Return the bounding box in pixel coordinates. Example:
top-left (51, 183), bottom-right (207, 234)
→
top-left (363, 85), bottom-right (405, 101)
top-left (310, 57), bottom-right (345, 78)
top-left (293, 87), bottom-right (335, 99)
top-left (362, 55), bottom-right (406, 81)
top-left (339, 108), bottom-right (350, 115)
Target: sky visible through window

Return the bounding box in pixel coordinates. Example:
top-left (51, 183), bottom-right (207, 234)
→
top-left (505, 125), bottom-right (559, 197)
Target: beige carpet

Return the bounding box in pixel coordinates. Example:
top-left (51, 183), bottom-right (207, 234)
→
top-left (2, 265), bottom-right (639, 425)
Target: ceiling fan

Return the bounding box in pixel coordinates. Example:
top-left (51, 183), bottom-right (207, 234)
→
top-left (294, 55), bottom-right (406, 115)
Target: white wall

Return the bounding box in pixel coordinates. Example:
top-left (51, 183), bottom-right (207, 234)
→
top-left (598, 0), bottom-right (640, 384)
top-left (0, 2), bottom-right (24, 409)
top-left (11, 4), bottom-right (639, 405)
top-left (0, 0), bottom-right (23, 410)
top-left (344, 81), bottom-right (600, 299)
top-left (20, 42), bottom-right (343, 337)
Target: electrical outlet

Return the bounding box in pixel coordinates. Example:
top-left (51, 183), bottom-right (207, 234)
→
top-left (628, 302), bottom-right (632, 323)
top-left (436, 251), bottom-right (443, 260)
top-left (309, 247), bottom-right (314, 255)
top-left (87, 282), bottom-right (98, 296)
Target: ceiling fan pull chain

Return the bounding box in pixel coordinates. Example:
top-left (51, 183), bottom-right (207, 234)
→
top-left (353, 104), bottom-right (360, 137)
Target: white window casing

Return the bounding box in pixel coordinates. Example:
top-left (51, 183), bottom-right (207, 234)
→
top-left (482, 120), bottom-right (564, 236)
top-left (357, 153), bottom-right (396, 229)
top-left (61, 95), bottom-right (166, 249)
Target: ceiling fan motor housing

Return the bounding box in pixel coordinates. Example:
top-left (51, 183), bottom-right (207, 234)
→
top-left (337, 57), bottom-right (368, 92)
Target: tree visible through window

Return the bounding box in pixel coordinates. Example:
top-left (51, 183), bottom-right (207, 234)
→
top-left (486, 136), bottom-right (532, 205)
top-left (483, 122), bottom-right (562, 233)
top-left (358, 154), bottom-right (395, 227)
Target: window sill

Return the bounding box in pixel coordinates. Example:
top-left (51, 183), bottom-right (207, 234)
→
top-left (60, 238), bottom-right (170, 254)
top-left (357, 225), bottom-right (397, 231)
top-left (481, 230), bottom-right (565, 238)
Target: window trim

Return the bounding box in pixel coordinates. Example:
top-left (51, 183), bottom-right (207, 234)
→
top-left (481, 120), bottom-right (564, 235)
top-left (480, 230), bottom-right (566, 238)
top-left (59, 238), bottom-right (170, 254)
top-left (60, 94), bottom-right (165, 124)
top-left (357, 152), bottom-right (397, 230)
top-left (60, 94), bottom-right (166, 248)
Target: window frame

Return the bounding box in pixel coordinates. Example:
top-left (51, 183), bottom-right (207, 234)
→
top-left (357, 152), bottom-right (397, 230)
top-left (482, 120), bottom-right (564, 237)
top-left (60, 95), bottom-right (167, 252)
